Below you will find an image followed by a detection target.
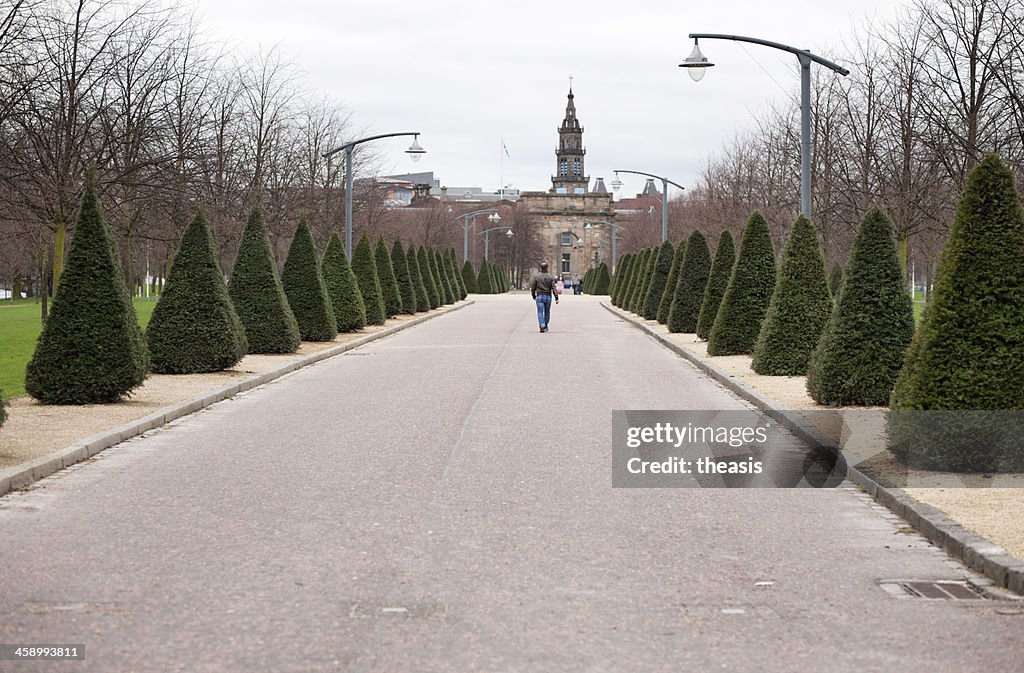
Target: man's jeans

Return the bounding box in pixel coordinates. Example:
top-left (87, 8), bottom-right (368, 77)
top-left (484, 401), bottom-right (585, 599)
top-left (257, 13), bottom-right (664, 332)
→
top-left (536, 294), bottom-right (552, 328)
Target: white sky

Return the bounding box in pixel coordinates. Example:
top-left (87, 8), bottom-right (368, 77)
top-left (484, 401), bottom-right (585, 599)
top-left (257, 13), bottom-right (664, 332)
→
top-left (193, 0), bottom-right (902, 199)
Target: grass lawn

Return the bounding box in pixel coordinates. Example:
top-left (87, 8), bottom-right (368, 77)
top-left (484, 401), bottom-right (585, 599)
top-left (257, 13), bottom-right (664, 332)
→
top-left (0, 298), bottom-right (157, 400)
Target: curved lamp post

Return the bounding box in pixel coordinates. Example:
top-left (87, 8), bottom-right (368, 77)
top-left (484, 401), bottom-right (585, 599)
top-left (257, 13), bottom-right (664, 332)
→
top-left (610, 169), bottom-right (684, 243)
top-left (480, 226), bottom-right (513, 261)
top-left (451, 209), bottom-right (500, 263)
top-left (680, 34), bottom-right (849, 219)
top-left (585, 220), bottom-right (625, 272)
top-left (322, 132), bottom-right (426, 258)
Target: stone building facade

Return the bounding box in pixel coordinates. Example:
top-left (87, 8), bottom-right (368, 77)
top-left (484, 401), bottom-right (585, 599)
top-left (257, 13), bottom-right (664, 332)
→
top-left (519, 87), bottom-right (615, 282)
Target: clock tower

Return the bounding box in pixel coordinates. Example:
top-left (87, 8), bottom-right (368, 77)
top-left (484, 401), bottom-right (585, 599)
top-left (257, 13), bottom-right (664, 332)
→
top-left (551, 86), bottom-right (588, 193)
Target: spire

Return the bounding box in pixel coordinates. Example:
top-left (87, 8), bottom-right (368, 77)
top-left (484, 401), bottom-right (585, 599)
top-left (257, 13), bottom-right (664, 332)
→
top-left (562, 85), bottom-right (578, 130)
top-left (593, 177), bottom-right (608, 194)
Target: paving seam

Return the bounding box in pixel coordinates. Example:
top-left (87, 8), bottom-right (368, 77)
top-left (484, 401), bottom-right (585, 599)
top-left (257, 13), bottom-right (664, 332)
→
top-left (0, 300), bottom-right (474, 499)
top-left (601, 300), bottom-right (1024, 596)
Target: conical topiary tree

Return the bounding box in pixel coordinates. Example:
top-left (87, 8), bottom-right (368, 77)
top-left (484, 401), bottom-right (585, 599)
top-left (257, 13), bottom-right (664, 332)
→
top-left (445, 250), bottom-right (465, 299)
top-left (490, 262), bottom-right (503, 294)
top-left (657, 240), bottom-right (688, 324)
top-left (889, 155), bottom-right (1024, 471)
top-left (592, 262), bottom-right (611, 295)
top-left (146, 210), bottom-right (247, 373)
top-left (642, 241), bottom-right (675, 320)
top-left (667, 230), bottom-right (712, 334)
top-left (434, 249), bottom-right (455, 303)
top-left (696, 231), bottom-right (736, 341)
top-left (352, 233), bottom-right (386, 325)
top-left (282, 219), bottom-right (336, 342)
top-left (631, 248), bottom-right (654, 314)
top-left (228, 208), bottom-right (300, 354)
top-left (419, 246), bottom-right (441, 307)
top-left (627, 248), bottom-right (652, 313)
top-left (707, 212), bottom-right (776, 356)
top-left (462, 260), bottom-right (479, 293)
top-left (25, 171), bottom-right (148, 403)
top-left (611, 253), bottom-right (633, 306)
top-left (322, 233), bottom-right (366, 331)
top-left (407, 244), bottom-right (430, 311)
top-left (391, 240), bottom-right (416, 315)
top-left (806, 208), bottom-right (913, 405)
top-left (477, 258), bottom-right (494, 294)
top-left (375, 238), bottom-right (402, 318)
top-left (829, 263), bottom-right (844, 298)
top-left (623, 250), bottom-right (645, 311)
top-left (751, 215), bottom-right (832, 375)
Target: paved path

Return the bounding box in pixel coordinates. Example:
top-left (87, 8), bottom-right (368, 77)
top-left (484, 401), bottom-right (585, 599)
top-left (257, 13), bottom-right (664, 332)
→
top-left (0, 294), bottom-right (1021, 672)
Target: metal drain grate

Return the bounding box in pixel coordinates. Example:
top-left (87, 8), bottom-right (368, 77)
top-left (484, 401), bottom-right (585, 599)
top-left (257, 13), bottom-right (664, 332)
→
top-left (880, 580), bottom-right (988, 600)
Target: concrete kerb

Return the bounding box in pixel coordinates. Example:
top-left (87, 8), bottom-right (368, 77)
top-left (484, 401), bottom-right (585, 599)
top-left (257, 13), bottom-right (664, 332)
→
top-left (602, 301), bottom-right (1024, 596)
top-left (0, 300), bottom-right (474, 499)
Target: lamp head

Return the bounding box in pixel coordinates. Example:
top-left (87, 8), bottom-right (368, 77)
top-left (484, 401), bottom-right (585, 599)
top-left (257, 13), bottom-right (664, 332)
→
top-left (405, 135), bottom-right (426, 162)
top-left (679, 39), bottom-right (714, 82)
top-left (610, 174), bottom-right (623, 192)
top-left (488, 212), bottom-right (501, 224)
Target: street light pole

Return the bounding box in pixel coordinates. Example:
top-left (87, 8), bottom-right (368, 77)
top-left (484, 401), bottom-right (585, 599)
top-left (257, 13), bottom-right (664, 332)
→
top-left (322, 131), bottom-right (425, 258)
top-left (585, 220), bottom-right (625, 272)
top-left (611, 169), bottom-right (685, 243)
top-left (680, 34), bottom-right (848, 219)
top-left (452, 209), bottom-right (501, 263)
top-left (480, 226), bottom-right (513, 261)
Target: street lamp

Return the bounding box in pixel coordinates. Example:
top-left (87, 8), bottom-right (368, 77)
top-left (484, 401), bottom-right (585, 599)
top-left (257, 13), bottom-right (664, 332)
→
top-left (680, 34), bottom-right (849, 219)
top-left (322, 132), bottom-right (426, 258)
top-left (611, 169), bottom-right (684, 243)
top-left (585, 220), bottom-right (625, 272)
top-left (480, 226), bottom-right (513, 261)
top-left (451, 208), bottom-right (500, 263)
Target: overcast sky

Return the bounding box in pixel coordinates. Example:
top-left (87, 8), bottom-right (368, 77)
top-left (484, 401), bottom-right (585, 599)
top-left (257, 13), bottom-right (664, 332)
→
top-left (194, 0), bottom-right (902, 199)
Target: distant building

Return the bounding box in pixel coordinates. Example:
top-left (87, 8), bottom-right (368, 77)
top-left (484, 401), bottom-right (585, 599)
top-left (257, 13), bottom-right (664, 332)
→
top-left (520, 86), bottom-right (615, 280)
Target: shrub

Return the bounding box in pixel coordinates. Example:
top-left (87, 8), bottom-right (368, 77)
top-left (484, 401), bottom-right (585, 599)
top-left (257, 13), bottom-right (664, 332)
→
top-left (696, 231), bottom-right (736, 340)
top-left (26, 170), bottom-right (148, 403)
top-left (829, 263), bottom-right (843, 297)
top-left (632, 248), bottom-right (655, 314)
top-left (374, 238), bottom-right (402, 317)
top-left (477, 258), bottom-right (494, 294)
top-left (707, 212), bottom-right (776, 356)
top-left (447, 250), bottom-right (467, 299)
top-left (657, 240), bottom-right (687, 324)
top-left (592, 262), bottom-right (611, 295)
top-left (667, 230), bottom-right (712, 334)
top-left (322, 233), bottom-right (366, 331)
top-left (626, 248), bottom-right (651, 313)
top-left (611, 253), bottom-right (632, 305)
top-left (889, 155), bottom-right (1024, 471)
top-left (752, 216), bottom-right (832, 375)
top-left (227, 208), bottom-right (300, 354)
top-left (462, 260), bottom-right (479, 293)
top-left (0, 392), bottom-right (5, 428)
top-left (352, 233), bottom-right (386, 325)
top-left (641, 241), bottom-right (675, 320)
top-left (390, 240), bottom-right (416, 314)
top-left (434, 249), bottom-right (455, 303)
top-left (282, 219), bottom-right (337, 341)
top-left (146, 210), bottom-right (247, 373)
top-left (407, 244), bottom-right (430, 311)
top-left (419, 246), bottom-right (442, 307)
top-left (807, 208), bottom-right (913, 405)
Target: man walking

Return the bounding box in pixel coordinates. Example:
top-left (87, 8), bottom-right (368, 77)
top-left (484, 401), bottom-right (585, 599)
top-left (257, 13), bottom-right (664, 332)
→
top-left (530, 261), bottom-right (559, 333)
